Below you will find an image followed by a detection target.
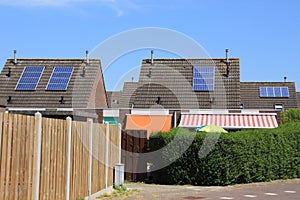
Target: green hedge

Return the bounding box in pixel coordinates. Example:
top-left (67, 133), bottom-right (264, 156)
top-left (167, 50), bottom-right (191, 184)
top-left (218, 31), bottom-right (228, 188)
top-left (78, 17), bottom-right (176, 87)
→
top-left (149, 123), bottom-right (300, 186)
top-left (281, 109), bottom-right (300, 124)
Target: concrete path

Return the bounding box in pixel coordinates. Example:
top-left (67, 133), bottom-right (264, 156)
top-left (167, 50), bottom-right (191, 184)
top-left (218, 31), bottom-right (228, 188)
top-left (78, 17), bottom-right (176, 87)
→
top-left (103, 179), bottom-right (300, 200)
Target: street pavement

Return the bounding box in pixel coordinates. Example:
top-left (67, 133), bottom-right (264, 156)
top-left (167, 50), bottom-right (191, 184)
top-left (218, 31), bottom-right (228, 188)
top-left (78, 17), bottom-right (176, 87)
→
top-left (107, 179), bottom-right (300, 200)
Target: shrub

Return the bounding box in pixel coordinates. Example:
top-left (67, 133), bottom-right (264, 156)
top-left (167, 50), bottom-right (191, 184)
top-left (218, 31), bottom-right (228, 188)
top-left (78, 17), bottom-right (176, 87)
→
top-left (281, 109), bottom-right (300, 124)
top-left (149, 123), bottom-right (300, 186)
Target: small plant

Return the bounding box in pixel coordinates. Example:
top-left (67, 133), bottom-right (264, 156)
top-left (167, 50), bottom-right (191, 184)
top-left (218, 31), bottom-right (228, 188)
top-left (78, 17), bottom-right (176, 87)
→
top-left (97, 184), bottom-right (139, 199)
top-left (113, 184), bottom-right (127, 193)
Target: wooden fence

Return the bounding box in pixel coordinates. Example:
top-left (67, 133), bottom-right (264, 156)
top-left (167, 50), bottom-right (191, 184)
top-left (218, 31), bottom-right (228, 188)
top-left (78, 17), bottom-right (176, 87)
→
top-left (0, 112), bottom-right (121, 200)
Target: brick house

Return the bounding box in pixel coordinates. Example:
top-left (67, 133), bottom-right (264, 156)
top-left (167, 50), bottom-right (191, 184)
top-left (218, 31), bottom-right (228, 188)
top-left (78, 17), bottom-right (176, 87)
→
top-left (0, 57), bottom-right (108, 122)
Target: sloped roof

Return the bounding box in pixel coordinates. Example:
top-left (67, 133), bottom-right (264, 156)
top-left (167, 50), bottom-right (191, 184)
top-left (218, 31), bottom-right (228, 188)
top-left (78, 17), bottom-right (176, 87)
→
top-left (240, 82), bottom-right (298, 109)
top-left (0, 58), bottom-right (108, 115)
top-left (122, 58), bottom-right (241, 109)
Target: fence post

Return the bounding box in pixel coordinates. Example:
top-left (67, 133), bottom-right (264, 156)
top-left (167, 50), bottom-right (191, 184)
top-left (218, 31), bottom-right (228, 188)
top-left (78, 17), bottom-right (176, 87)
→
top-left (118, 123), bottom-right (122, 164)
top-left (88, 119), bottom-right (93, 199)
top-left (34, 112), bottom-right (42, 200)
top-left (105, 122), bottom-right (109, 189)
top-left (65, 117), bottom-right (72, 200)
top-left (174, 111), bottom-right (177, 128)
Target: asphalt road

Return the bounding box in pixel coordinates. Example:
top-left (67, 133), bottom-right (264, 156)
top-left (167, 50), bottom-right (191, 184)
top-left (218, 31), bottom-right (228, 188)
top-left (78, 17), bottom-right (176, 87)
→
top-left (109, 179), bottom-right (300, 200)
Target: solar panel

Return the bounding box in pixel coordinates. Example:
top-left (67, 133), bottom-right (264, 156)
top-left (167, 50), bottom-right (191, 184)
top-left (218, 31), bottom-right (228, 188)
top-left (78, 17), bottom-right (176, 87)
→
top-left (259, 87), bottom-right (289, 97)
top-left (193, 66), bottom-right (214, 91)
top-left (46, 66), bottom-right (74, 91)
top-left (281, 87), bottom-right (289, 97)
top-left (15, 66), bottom-right (44, 91)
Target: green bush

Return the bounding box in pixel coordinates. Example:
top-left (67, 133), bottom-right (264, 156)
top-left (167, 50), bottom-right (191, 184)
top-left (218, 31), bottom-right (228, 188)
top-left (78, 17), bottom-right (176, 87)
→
top-left (281, 109), bottom-right (300, 124)
top-left (149, 123), bottom-right (300, 186)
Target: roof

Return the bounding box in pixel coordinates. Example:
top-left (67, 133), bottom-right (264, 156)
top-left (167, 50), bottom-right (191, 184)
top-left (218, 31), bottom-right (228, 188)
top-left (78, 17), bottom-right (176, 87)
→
top-left (0, 58), bottom-right (108, 117)
top-left (240, 82), bottom-right (298, 109)
top-left (107, 91), bottom-right (122, 108)
top-left (122, 58), bottom-right (241, 109)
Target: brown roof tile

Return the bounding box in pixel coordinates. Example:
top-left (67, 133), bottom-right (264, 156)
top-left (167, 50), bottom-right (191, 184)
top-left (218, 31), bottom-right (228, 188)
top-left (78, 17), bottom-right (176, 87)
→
top-left (240, 82), bottom-right (298, 109)
top-left (0, 58), bottom-right (108, 116)
top-left (123, 58), bottom-right (241, 109)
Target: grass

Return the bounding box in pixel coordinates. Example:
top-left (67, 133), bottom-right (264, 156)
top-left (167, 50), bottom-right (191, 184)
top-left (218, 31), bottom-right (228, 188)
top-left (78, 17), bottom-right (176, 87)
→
top-left (96, 185), bottom-right (140, 199)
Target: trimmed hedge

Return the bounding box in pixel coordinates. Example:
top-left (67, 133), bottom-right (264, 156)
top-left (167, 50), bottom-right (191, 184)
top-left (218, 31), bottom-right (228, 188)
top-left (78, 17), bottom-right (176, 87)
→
top-left (149, 123), bottom-right (300, 186)
top-left (281, 109), bottom-right (300, 124)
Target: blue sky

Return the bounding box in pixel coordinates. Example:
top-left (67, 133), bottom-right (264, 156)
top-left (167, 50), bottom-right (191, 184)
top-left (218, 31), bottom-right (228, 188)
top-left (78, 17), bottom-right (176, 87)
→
top-left (0, 0), bottom-right (299, 91)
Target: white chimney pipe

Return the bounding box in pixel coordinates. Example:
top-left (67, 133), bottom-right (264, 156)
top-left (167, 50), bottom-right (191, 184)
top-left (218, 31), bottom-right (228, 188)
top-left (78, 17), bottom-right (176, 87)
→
top-left (151, 50), bottom-right (154, 66)
top-left (226, 49), bottom-right (229, 63)
top-left (86, 50), bottom-right (89, 65)
top-left (14, 50), bottom-right (17, 65)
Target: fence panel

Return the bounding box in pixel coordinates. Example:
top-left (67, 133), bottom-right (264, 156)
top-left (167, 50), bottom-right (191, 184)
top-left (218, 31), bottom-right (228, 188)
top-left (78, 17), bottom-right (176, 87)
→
top-left (0, 113), bottom-right (121, 200)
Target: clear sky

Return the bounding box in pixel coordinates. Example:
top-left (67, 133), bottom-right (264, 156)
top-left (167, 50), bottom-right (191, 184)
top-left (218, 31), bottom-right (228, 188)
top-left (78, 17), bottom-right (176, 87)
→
top-left (0, 0), bottom-right (299, 91)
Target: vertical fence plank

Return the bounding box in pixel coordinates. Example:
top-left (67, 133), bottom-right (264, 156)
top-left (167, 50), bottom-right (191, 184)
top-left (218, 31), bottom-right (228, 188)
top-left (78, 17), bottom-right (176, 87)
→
top-left (12, 114), bottom-right (21, 200)
top-left (0, 113), bottom-right (8, 199)
top-left (88, 119), bottom-right (93, 199)
top-left (49, 118), bottom-right (55, 200)
top-left (0, 112), bottom-right (3, 195)
top-left (16, 115), bottom-right (22, 200)
top-left (57, 120), bottom-right (63, 200)
top-left (4, 114), bottom-right (13, 200)
top-left (105, 122), bottom-right (109, 189)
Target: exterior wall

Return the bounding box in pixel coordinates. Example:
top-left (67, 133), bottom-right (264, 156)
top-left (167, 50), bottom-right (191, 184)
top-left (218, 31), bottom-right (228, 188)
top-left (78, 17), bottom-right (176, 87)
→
top-left (240, 82), bottom-right (298, 109)
top-left (297, 92), bottom-right (300, 108)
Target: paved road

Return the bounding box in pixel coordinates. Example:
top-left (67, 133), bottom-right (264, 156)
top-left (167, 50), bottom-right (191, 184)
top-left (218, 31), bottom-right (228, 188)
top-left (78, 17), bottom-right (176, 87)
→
top-left (109, 179), bottom-right (300, 200)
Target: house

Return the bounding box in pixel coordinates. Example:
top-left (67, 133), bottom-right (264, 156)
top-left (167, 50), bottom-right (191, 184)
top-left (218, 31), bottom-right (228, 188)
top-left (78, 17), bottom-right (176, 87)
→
top-left (108, 52), bottom-right (299, 133)
top-left (0, 54), bottom-right (108, 122)
top-left (125, 58), bottom-right (241, 109)
top-left (240, 82), bottom-right (298, 110)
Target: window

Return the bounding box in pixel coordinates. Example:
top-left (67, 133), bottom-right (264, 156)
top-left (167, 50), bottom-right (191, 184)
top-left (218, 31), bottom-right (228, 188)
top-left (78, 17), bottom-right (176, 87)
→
top-left (274, 103), bottom-right (284, 111)
top-left (193, 66), bottom-right (214, 91)
top-left (15, 66), bottom-right (44, 91)
top-left (259, 87), bottom-right (289, 97)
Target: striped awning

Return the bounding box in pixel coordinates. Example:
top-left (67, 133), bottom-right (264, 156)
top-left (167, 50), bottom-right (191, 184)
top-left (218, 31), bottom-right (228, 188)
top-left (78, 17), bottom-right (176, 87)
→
top-left (179, 114), bottom-right (278, 129)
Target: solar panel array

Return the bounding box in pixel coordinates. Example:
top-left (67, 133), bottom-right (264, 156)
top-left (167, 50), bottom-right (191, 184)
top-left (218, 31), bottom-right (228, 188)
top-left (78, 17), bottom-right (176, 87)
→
top-left (193, 66), bottom-right (214, 91)
top-left (46, 66), bottom-right (74, 90)
top-left (15, 66), bottom-right (45, 91)
top-left (260, 87), bottom-right (289, 97)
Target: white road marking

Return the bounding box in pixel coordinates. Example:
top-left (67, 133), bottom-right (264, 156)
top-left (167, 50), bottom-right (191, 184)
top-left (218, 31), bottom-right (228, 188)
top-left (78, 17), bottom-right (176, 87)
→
top-left (243, 194), bottom-right (257, 198)
top-left (220, 197), bottom-right (234, 200)
top-left (193, 188), bottom-right (202, 191)
top-left (284, 190), bottom-right (296, 194)
top-left (265, 193), bottom-right (278, 196)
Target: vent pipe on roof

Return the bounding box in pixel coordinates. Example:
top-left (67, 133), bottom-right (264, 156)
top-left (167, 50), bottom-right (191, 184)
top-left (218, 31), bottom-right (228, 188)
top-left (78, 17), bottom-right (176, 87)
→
top-left (223, 49), bottom-right (230, 78)
top-left (284, 76), bottom-right (287, 82)
top-left (226, 49), bottom-right (229, 64)
top-left (13, 50), bottom-right (17, 65)
top-left (151, 50), bottom-right (154, 66)
top-left (86, 50), bottom-right (89, 65)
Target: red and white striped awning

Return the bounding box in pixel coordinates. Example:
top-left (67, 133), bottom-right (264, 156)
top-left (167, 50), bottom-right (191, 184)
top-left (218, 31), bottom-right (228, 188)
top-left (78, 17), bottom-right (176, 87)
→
top-left (179, 114), bottom-right (278, 129)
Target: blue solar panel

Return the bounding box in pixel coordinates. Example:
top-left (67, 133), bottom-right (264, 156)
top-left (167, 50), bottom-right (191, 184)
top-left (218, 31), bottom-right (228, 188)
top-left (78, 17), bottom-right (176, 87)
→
top-left (260, 87), bottom-right (267, 97)
top-left (15, 66), bottom-right (44, 91)
top-left (281, 87), bottom-right (289, 97)
top-left (193, 66), bottom-right (214, 91)
top-left (260, 87), bottom-right (289, 97)
top-left (46, 66), bottom-right (74, 90)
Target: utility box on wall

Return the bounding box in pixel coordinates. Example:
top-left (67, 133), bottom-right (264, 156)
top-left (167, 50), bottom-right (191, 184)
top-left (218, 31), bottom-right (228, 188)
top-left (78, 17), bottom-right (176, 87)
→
top-left (114, 163), bottom-right (125, 186)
